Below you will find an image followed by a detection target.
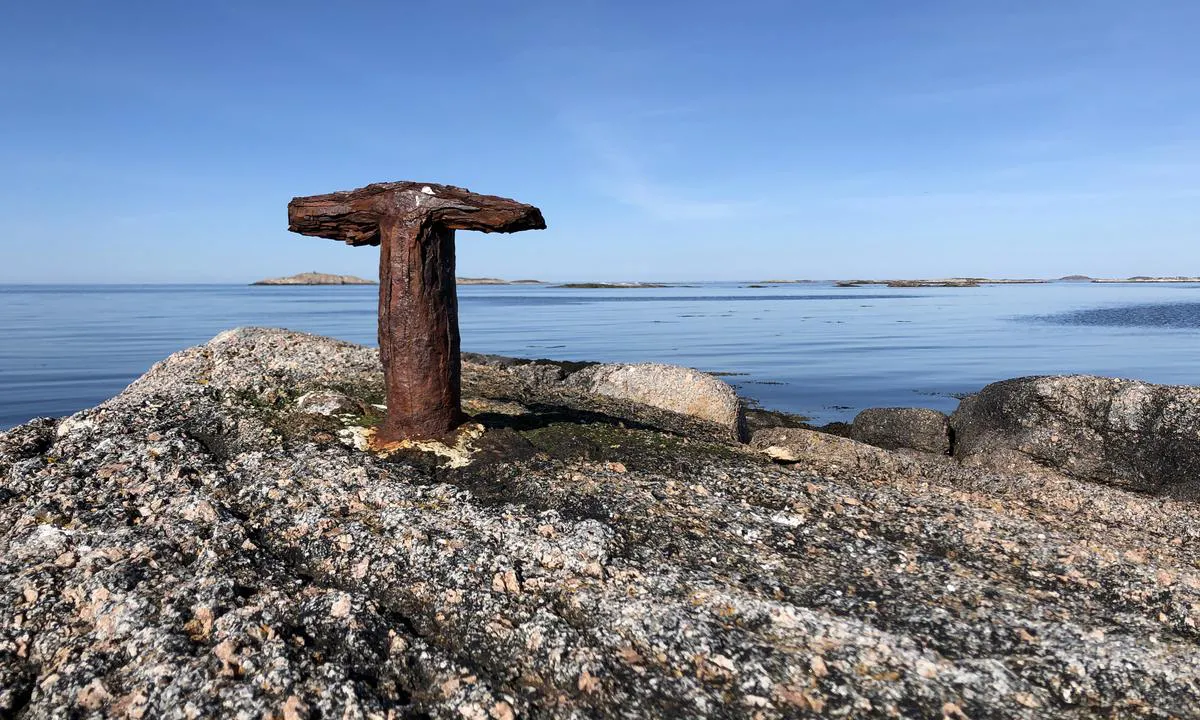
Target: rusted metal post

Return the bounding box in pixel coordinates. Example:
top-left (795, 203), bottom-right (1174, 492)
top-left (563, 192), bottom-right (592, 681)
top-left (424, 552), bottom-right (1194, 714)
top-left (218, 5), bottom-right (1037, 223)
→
top-left (287, 182), bottom-right (545, 443)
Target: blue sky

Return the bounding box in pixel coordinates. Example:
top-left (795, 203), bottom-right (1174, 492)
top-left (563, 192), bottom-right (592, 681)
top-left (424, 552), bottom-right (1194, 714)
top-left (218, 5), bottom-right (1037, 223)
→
top-left (1, 0), bottom-right (1197, 282)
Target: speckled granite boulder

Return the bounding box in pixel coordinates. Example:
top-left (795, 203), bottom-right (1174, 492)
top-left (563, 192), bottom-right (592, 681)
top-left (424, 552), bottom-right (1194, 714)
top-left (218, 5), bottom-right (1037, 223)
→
top-left (850, 407), bottom-right (950, 455)
top-left (3, 329), bottom-right (1200, 718)
top-left (463, 354), bottom-right (746, 441)
top-left (951, 375), bottom-right (1200, 495)
top-left (565, 363), bottom-right (744, 440)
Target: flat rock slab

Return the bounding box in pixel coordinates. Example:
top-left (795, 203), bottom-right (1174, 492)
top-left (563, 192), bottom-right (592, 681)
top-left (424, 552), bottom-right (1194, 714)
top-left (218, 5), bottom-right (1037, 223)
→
top-left (752, 426), bottom-right (957, 479)
top-left (2, 330), bottom-right (1200, 718)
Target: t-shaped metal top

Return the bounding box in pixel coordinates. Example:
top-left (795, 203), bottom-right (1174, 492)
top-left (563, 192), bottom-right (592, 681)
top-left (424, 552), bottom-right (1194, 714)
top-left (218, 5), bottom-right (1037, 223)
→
top-left (288, 182), bottom-right (546, 443)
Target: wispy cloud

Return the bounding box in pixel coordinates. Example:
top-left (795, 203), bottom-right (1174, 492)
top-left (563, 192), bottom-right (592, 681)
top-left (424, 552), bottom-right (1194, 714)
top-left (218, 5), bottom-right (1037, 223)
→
top-left (564, 112), bottom-right (759, 222)
top-left (886, 71), bottom-right (1086, 109)
top-left (815, 183), bottom-right (1200, 214)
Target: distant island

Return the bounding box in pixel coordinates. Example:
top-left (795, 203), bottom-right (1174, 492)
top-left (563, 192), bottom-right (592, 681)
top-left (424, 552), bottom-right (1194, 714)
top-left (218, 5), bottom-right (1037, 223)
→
top-left (456, 277), bottom-right (545, 285)
top-left (557, 282), bottom-right (672, 289)
top-left (1091, 276), bottom-right (1200, 283)
top-left (253, 274), bottom-right (550, 286)
top-left (834, 276), bottom-right (1200, 286)
top-left (252, 272), bottom-right (376, 286)
top-left (836, 278), bottom-right (1047, 288)
top-left (250, 274), bottom-right (1200, 288)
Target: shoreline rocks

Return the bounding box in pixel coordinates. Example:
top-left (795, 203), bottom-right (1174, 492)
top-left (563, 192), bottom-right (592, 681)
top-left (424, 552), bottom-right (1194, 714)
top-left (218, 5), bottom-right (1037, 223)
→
top-left (849, 407), bottom-right (950, 455)
top-left (951, 375), bottom-right (1200, 497)
top-left (3, 329), bottom-right (1200, 717)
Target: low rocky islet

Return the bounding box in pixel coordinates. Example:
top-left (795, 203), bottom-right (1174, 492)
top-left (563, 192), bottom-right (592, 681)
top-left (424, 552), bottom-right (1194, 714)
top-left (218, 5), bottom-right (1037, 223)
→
top-left (251, 272), bottom-right (376, 286)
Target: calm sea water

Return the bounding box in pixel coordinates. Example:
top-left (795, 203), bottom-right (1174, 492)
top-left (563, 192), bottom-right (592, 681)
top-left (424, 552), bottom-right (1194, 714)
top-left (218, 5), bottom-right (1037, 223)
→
top-left (2, 282), bottom-right (1199, 430)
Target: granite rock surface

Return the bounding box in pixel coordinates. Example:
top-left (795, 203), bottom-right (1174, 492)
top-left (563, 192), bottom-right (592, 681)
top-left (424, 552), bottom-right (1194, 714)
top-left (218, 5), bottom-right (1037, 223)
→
top-left (2, 329), bottom-right (1199, 718)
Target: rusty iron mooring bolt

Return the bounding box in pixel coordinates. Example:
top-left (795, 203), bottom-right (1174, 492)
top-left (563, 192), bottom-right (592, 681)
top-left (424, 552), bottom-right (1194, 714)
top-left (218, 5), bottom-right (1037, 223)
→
top-left (287, 182), bottom-right (546, 443)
